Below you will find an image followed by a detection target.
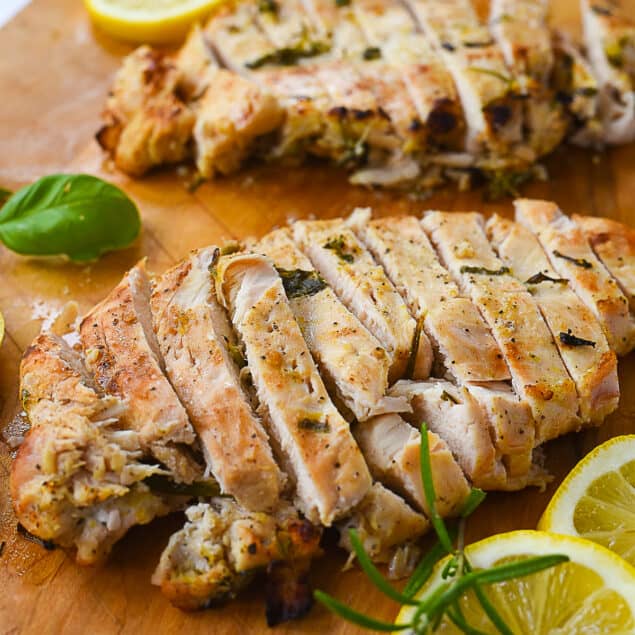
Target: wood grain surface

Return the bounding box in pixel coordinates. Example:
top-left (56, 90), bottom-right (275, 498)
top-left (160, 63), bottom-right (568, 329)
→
top-left (1, 1), bottom-right (635, 633)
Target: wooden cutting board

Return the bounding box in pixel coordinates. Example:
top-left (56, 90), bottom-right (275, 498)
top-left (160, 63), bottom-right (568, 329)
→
top-left (1, 1), bottom-right (635, 632)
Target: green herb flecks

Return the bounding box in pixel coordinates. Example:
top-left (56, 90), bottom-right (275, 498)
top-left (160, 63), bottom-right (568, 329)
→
top-left (258, 0), bottom-right (279, 15)
top-left (559, 331), bottom-right (596, 348)
top-left (298, 418), bottom-right (330, 433)
top-left (553, 249), bottom-right (592, 269)
top-left (324, 236), bottom-right (355, 263)
top-left (525, 272), bottom-right (569, 285)
top-left (224, 337), bottom-right (247, 369)
top-left (441, 390), bottom-right (460, 405)
top-left (484, 169), bottom-right (534, 200)
top-left (220, 242), bottom-right (242, 256)
top-left (0, 174), bottom-right (140, 262)
top-left (362, 46), bottom-right (382, 61)
top-left (460, 265), bottom-right (510, 276)
top-left (144, 475), bottom-right (222, 498)
top-left (335, 0), bottom-right (351, 6)
top-left (277, 267), bottom-right (327, 299)
top-left (406, 317), bottom-right (425, 380)
top-left (245, 40), bottom-right (330, 69)
top-left (315, 422), bottom-right (569, 633)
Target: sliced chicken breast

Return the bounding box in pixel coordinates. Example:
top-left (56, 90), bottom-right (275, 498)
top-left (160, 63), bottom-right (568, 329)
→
top-left (405, 0), bottom-right (524, 156)
top-left (390, 379), bottom-right (504, 488)
top-left (12, 334), bottom-right (171, 564)
top-left (292, 218), bottom-right (432, 383)
top-left (581, 0), bottom-right (635, 144)
top-left (515, 199), bottom-right (635, 355)
top-left (176, 24), bottom-right (219, 101)
top-left (153, 500), bottom-right (321, 610)
top-left (256, 228), bottom-right (407, 421)
top-left (80, 261), bottom-right (201, 483)
top-left (336, 482), bottom-right (429, 565)
top-left (422, 211), bottom-right (580, 442)
top-left (214, 253), bottom-right (372, 525)
top-left (575, 214), bottom-right (635, 313)
top-left (254, 0), bottom-right (322, 53)
top-left (487, 213), bottom-right (619, 424)
top-left (150, 248), bottom-right (286, 512)
top-left (353, 414), bottom-right (470, 518)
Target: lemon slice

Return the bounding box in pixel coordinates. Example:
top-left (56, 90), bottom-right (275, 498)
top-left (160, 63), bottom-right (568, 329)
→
top-left (539, 435), bottom-right (635, 566)
top-left (84, 0), bottom-right (224, 45)
top-left (396, 530), bottom-right (635, 634)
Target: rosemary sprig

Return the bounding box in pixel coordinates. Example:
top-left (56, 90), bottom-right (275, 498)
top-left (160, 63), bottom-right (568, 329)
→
top-left (315, 422), bottom-right (569, 633)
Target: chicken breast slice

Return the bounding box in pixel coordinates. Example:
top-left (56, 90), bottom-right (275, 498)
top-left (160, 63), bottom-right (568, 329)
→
top-left (514, 199), bottom-right (635, 355)
top-left (256, 228), bottom-right (408, 421)
top-left (193, 68), bottom-right (285, 178)
top-left (575, 214), bottom-right (635, 314)
top-left (80, 261), bottom-right (201, 483)
top-left (96, 46), bottom-right (195, 177)
top-left (353, 0), bottom-right (464, 151)
top-left (12, 333), bottom-right (172, 564)
top-left (390, 379), bottom-right (504, 489)
top-left (404, 0), bottom-right (524, 156)
top-left (214, 253), bottom-right (372, 525)
top-left (487, 213), bottom-right (619, 425)
top-left (422, 211), bottom-right (580, 442)
top-left (581, 0), bottom-right (635, 144)
top-left (336, 482), bottom-right (429, 566)
top-left (150, 248), bottom-right (286, 512)
top-left (153, 500), bottom-right (321, 610)
top-left (353, 414), bottom-right (470, 518)
top-left (292, 218), bottom-right (432, 383)
top-left (176, 24), bottom-right (219, 101)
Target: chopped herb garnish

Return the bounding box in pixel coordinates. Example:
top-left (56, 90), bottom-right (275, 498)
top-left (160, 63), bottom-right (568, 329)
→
top-left (559, 331), bottom-right (596, 347)
top-left (464, 39), bottom-right (494, 48)
top-left (298, 418), bottom-right (330, 433)
top-left (406, 317), bottom-right (425, 380)
top-left (324, 236), bottom-right (355, 263)
top-left (144, 475), bottom-right (222, 498)
top-left (525, 272), bottom-right (569, 285)
top-left (441, 390), bottom-right (460, 405)
top-left (245, 41), bottom-right (330, 69)
top-left (17, 523), bottom-right (56, 551)
top-left (460, 265), bottom-right (510, 276)
top-left (362, 47), bottom-right (381, 61)
top-left (553, 250), bottom-right (592, 269)
top-left (277, 267), bottom-right (327, 299)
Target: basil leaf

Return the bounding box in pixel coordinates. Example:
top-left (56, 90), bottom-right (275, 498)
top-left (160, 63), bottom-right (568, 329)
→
top-left (0, 187), bottom-right (12, 207)
top-left (0, 174), bottom-right (141, 262)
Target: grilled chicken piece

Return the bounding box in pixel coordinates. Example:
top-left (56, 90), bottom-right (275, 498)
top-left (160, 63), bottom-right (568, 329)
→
top-left (422, 211), bottom-right (580, 442)
top-left (353, 414), bottom-right (470, 518)
top-left (176, 25), bottom-right (219, 100)
top-left (256, 229), bottom-right (407, 421)
top-left (151, 248), bottom-right (286, 512)
top-left (96, 47), bottom-right (195, 177)
top-left (215, 253), bottom-right (372, 525)
top-left (487, 214), bottom-right (619, 425)
top-left (515, 199), bottom-right (635, 355)
top-left (153, 500), bottom-right (322, 610)
top-left (292, 219), bottom-right (433, 383)
top-left (12, 334), bottom-right (171, 564)
top-left (81, 261), bottom-right (201, 483)
top-left (349, 210), bottom-right (508, 384)
top-left (489, 0), bottom-right (567, 157)
top-left (336, 482), bottom-right (428, 565)
top-left (576, 214), bottom-right (635, 313)
top-left (405, 0), bottom-right (523, 157)
top-left (581, 0), bottom-right (635, 144)
top-left (390, 379), bottom-right (504, 488)
top-left (194, 69), bottom-right (284, 177)
top-left (255, 0), bottom-right (324, 53)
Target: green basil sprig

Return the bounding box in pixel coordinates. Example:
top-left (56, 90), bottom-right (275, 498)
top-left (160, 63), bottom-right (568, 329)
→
top-left (0, 174), bottom-right (141, 262)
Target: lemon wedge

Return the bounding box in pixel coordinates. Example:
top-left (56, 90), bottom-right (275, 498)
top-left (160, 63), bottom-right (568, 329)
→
top-left (539, 435), bottom-right (635, 566)
top-left (396, 530), bottom-right (635, 634)
top-left (83, 0), bottom-right (224, 45)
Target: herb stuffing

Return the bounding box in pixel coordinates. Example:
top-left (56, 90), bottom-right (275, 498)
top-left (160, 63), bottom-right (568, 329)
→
top-left (246, 40), bottom-right (330, 69)
top-left (144, 475), bottom-right (222, 498)
top-left (362, 47), bottom-right (382, 61)
top-left (406, 317), bottom-right (425, 380)
top-left (277, 267), bottom-right (327, 299)
top-left (440, 390), bottom-right (460, 405)
top-left (258, 0), bottom-right (279, 15)
top-left (298, 418), bottom-right (330, 433)
top-left (525, 272), bottom-right (569, 285)
top-left (315, 423), bottom-right (569, 633)
top-left (559, 331), bottom-right (596, 348)
top-left (553, 250), bottom-right (592, 269)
